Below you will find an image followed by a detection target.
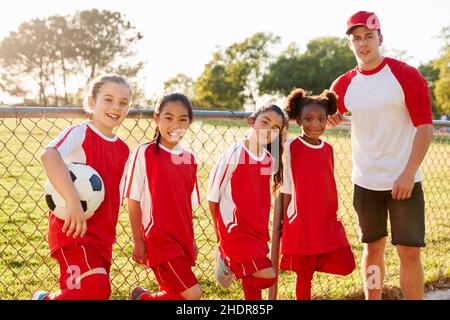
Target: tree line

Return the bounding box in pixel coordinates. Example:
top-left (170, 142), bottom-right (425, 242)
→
top-left (0, 9), bottom-right (448, 116)
top-left (0, 9), bottom-right (144, 107)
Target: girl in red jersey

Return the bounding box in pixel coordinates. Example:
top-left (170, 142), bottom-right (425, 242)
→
top-left (126, 93), bottom-right (202, 300)
top-left (273, 88), bottom-right (355, 300)
top-left (33, 75), bottom-right (132, 300)
top-left (208, 104), bottom-right (288, 300)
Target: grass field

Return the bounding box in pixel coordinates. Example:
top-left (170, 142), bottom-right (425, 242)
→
top-left (0, 116), bottom-right (449, 300)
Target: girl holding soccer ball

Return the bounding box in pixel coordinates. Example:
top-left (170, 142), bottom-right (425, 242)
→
top-left (33, 74), bottom-right (132, 300)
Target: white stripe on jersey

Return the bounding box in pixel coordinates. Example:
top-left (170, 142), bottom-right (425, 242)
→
top-left (207, 143), bottom-right (242, 232)
top-left (125, 142), bottom-right (154, 234)
top-left (281, 139), bottom-right (297, 224)
top-left (207, 143), bottom-right (241, 203)
top-left (208, 141), bottom-right (273, 233)
top-left (119, 153), bottom-right (132, 207)
top-left (191, 175), bottom-right (201, 207)
top-left (46, 123), bottom-right (87, 163)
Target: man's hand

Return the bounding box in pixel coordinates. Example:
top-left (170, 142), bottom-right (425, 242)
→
top-left (391, 124), bottom-right (433, 200)
top-left (327, 113), bottom-right (344, 129)
top-left (392, 170), bottom-right (415, 200)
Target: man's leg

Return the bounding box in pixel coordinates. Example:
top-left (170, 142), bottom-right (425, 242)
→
top-left (361, 237), bottom-right (387, 300)
top-left (397, 246), bottom-right (423, 299)
top-left (353, 184), bottom-right (389, 300)
top-left (389, 182), bottom-right (425, 300)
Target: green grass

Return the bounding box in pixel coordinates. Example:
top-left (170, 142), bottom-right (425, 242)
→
top-left (0, 116), bottom-right (449, 300)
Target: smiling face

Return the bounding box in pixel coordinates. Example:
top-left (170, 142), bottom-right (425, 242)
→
top-left (348, 26), bottom-right (383, 70)
top-left (88, 82), bottom-right (131, 137)
top-left (154, 101), bottom-right (191, 149)
top-left (297, 104), bottom-right (327, 144)
top-left (248, 109), bottom-right (284, 146)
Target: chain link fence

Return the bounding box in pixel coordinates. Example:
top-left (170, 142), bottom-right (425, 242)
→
top-left (1, 107), bottom-right (449, 300)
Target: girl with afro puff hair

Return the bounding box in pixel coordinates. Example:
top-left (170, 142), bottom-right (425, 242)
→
top-left (271, 88), bottom-right (355, 300)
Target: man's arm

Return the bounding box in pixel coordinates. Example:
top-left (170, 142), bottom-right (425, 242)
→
top-left (392, 124), bottom-right (433, 200)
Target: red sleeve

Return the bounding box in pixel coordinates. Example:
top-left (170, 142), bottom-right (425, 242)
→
top-left (389, 60), bottom-right (432, 127)
top-left (330, 70), bottom-right (356, 114)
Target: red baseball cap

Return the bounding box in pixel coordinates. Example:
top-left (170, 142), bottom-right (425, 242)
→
top-left (346, 11), bottom-right (381, 35)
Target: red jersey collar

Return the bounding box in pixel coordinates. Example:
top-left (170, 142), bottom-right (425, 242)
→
top-left (356, 57), bottom-right (387, 75)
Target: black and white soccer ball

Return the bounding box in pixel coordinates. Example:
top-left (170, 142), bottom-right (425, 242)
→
top-left (44, 163), bottom-right (105, 220)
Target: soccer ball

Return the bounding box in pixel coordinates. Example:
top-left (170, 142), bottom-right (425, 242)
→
top-left (44, 163), bottom-right (105, 220)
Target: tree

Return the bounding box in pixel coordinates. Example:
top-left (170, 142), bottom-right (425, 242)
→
top-left (72, 10), bottom-right (144, 83)
top-left (418, 62), bottom-right (440, 115)
top-left (193, 32), bottom-right (280, 110)
top-left (164, 73), bottom-right (195, 98)
top-left (260, 37), bottom-right (355, 96)
top-left (433, 26), bottom-right (450, 115)
top-left (193, 55), bottom-right (244, 110)
top-left (0, 9), bottom-right (144, 106)
top-left (381, 48), bottom-right (413, 63)
top-left (0, 18), bottom-right (56, 105)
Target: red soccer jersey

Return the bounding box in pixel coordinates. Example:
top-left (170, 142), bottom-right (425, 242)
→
top-left (125, 142), bottom-right (200, 267)
top-left (46, 122), bottom-right (130, 263)
top-left (207, 141), bottom-right (274, 263)
top-left (280, 137), bottom-right (350, 255)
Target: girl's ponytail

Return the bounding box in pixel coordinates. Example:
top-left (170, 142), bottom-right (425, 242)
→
top-left (321, 89), bottom-right (338, 115)
top-left (153, 126), bottom-right (162, 152)
top-left (284, 88), bottom-right (305, 119)
top-left (271, 126), bottom-right (286, 194)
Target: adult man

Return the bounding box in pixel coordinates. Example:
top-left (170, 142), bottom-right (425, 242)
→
top-left (328, 11), bottom-right (434, 300)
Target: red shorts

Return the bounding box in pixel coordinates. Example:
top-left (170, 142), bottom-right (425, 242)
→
top-left (280, 245), bottom-right (355, 275)
top-left (228, 256), bottom-right (273, 279)
top-left (54, 244), bottom-right (110, 291)
top-left (151, 255), bottom-right (198, 293)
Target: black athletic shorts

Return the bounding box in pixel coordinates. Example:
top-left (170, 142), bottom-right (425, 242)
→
top-left (353, 182), bottom-right (425, 247)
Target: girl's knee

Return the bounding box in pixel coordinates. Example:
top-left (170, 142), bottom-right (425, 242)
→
top-left (96, 279), bottom-right (112, 300)
top-left (244, 274), bottom-right (276, 289)
top-left (338, 261), bottom-right (356, 276)
top-left (337, 254), bottom-right (357, 276)
top-left (253, 267), bottom-right (276, 279)
top-left (181, 284), bottom-right (202, 300)
top-left (81, 274), bottom-right (111, 300)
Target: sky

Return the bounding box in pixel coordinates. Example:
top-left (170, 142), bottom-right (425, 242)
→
top-left (0, 0), bottom-right (449, 102)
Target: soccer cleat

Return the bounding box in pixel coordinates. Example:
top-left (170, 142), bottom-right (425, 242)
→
top-left (31, 290), bottom-right (49, 300)
top-left (214, 248), bottom-right (235, 288)
top-left (129, 286), bottom-right (148, 300)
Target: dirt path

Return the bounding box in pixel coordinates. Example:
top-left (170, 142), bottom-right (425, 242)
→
top-left (424, 289), bottom-right (450, 300)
